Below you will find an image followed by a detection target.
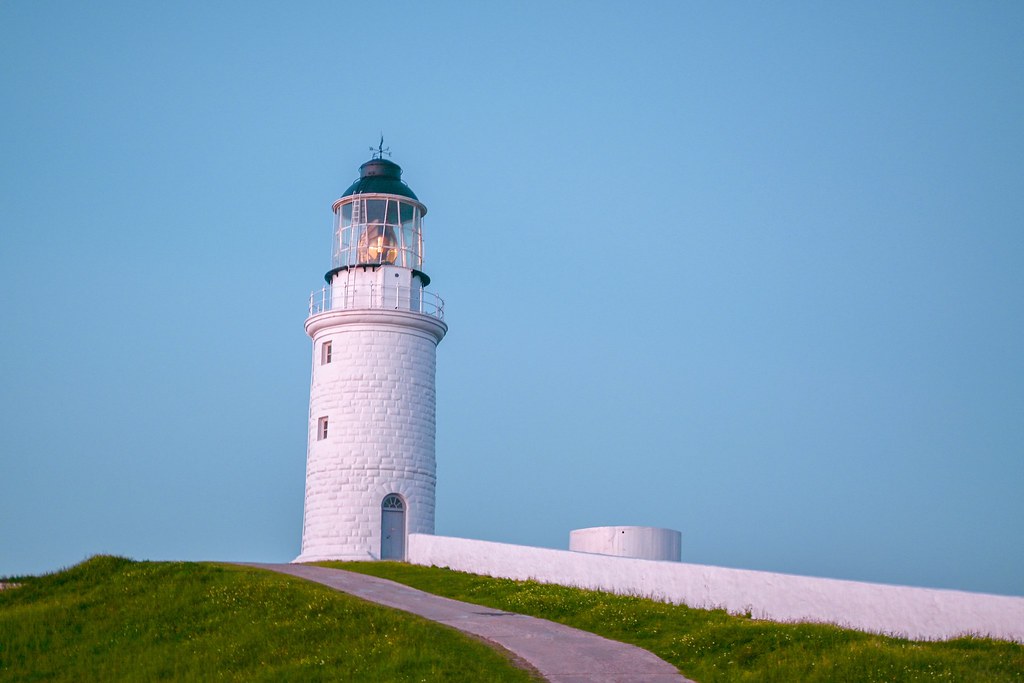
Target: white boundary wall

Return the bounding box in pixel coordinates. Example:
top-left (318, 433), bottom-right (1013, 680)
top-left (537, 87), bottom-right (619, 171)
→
top-left (408, 534), bottom-right (1024, 643)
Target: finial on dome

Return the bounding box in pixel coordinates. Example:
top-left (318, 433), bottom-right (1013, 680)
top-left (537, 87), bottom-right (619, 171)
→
top-left (370, 134), bottom-right (391, 160)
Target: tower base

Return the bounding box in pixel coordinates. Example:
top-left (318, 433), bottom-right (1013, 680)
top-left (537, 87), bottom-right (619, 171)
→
top-left (292, 550), bottom-right (379, 563)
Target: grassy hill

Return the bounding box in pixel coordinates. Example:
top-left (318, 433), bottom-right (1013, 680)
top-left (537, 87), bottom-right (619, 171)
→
top-left (336, 561), bottom-right (1024, 683)
top-left (0, 556), bottom-right (535, 682)
top-left (5, 556), bottom-right (1021, 682)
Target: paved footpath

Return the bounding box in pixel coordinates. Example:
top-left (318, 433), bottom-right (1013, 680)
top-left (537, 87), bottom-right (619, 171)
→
top-left (242, 563), bottom-right (693, 683)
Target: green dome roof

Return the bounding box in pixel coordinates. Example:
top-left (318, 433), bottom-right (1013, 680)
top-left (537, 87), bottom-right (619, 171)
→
top-left (340, 158), bottom-right (419, 201)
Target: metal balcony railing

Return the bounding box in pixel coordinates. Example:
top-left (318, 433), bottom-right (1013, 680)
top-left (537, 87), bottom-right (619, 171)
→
top-left (308, 284), bottom-right (445, 320)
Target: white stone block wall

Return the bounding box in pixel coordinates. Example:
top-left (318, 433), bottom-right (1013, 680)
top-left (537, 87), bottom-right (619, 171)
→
top-left (408, 534), bottom-right (1024, 643)
top-left (295, 309), bottom-right (445, 562)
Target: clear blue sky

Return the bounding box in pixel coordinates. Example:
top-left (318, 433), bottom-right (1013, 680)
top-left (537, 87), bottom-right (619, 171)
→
top-left (2, 2), bottom-right (1022, 596)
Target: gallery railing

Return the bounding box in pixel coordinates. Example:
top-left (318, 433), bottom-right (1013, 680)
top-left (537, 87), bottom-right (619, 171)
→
top-left (308, 284), bottom-right (445, 320)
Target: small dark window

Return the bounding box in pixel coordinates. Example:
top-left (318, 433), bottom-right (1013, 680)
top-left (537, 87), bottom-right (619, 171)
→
top-left (317, 416), bottom-right (328, 440)
top-left (321, 341), bottom-right (332, 365)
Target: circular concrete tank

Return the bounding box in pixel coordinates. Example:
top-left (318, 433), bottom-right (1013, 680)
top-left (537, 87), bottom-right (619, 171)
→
top-left (569, 526), bottom-right (681, 562)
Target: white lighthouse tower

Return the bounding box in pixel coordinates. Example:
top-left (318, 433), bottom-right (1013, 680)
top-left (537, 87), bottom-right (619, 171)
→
top-left (294, 150), bottom-right (446, 562)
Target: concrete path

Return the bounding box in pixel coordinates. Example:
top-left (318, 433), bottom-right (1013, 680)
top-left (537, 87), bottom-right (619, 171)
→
top-left (242, 563), bottom-right (692, 683)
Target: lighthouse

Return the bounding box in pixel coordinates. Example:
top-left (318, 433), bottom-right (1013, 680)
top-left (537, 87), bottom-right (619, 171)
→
top-left (294, 150), bottom-right (446, 562)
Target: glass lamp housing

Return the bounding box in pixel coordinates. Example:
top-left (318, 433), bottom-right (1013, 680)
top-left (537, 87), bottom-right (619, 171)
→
top-left (332, 195), bottom-right (424, 271)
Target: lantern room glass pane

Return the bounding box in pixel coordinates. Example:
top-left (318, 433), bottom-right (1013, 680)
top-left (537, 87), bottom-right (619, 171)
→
top-left (402, 226), bottom-right (415, 267)
top-left (332, 211), bottom-right (342, 265)
top-left (340, 226), bottom-right (353, 265)
top-left (365, 199), bottom-right (385, 223)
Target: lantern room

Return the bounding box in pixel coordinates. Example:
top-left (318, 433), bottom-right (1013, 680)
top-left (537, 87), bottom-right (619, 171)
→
top-left (328, 158), bottom-right (428, 283)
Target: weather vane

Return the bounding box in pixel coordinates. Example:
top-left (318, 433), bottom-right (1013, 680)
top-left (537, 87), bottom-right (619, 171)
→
top-left (370, 134), bottom-right (391, 160)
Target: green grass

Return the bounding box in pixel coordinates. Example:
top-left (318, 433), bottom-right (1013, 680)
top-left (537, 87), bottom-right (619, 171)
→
top-left (0, 556), bottom-right (536, 682)
top-left (333, 561), bottom-right (1024, 683)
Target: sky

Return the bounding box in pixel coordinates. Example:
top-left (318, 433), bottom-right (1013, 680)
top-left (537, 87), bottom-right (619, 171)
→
top-left (2, 2), bottom-right (1022, 596)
